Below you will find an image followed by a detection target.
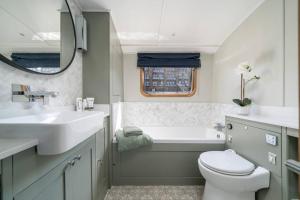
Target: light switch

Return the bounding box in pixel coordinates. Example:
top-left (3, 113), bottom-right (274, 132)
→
top-left (268, 152), bottom-right (276, 165)
top-left (265, 134), bottom-right (277, 146)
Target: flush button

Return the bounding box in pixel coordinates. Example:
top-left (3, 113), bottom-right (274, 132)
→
top-left (266, 134), bottom-right (277, 146)
top-left (268, 152), bottom-right (276, 165)
top-left (227, 135), bottom-right (233, 143)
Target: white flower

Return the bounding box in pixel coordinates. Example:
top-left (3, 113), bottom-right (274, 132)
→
top-left (237, 62), bottom-right (252, 74)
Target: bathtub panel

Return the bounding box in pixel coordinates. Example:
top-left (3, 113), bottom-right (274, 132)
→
top-left (112, 143), bottom-right (224, 185)
top-left (120, 151), bottom-right (200, 177)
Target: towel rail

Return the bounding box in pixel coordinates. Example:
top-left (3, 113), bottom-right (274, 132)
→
top-left (286, 159), bottom-right (300, 175)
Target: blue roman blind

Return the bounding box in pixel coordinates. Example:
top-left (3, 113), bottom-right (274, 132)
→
top-left (137, 53), bottom-right (201, 68)
top-left (11, 53), bottom-right (60, 68)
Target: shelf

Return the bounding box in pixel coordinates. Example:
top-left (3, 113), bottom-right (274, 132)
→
top-left (286, 159), bottom-right (300, 175)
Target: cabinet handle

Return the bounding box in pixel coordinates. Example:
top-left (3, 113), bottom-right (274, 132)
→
top-left (64, 160), bottom-right (75, 169)
top-left (70, 160), bottom-right (76, 166)
top-left (64, 155), bottom-right (81, 170)
top-left (74, 155), bottom-right (81, 161)
top-left (97, 159), bottom-right (103, 167)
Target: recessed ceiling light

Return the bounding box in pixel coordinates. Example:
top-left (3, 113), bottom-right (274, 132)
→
top-left (118, 32), bottom-right (159, 40)
top-left (118, 32), bottom-right (168, 41)
top-left (32, 32), bottom-right (60, 41)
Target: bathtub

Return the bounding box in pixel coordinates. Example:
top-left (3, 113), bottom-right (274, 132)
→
top-left (112, 126), bottom-right (225, 185)
top-left (113, 126), bottom-right (225, 144)
top-left (140, 127), bottom-right (225, 144)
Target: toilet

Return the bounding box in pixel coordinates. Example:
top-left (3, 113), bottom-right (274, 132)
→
top-left (198, 149), bottom-right (270, 200)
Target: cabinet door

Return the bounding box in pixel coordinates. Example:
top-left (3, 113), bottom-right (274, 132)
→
top-left (226, 120), bottom-right (282, 200)
top-left (96, 129), bottom-right (107, 200)
top-left (65, 144), bottom-right (94, 200)
top-left (14, 158), bottom-right (69, 200)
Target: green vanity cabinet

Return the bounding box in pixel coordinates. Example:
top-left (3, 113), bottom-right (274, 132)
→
top-left (225, 117), bottom-right (283, 200)
top-left (64, 142), bottom-right (94, 200)
top-left (12, 136), bottom-right (95, 200)
top-left (225, 116), bottom-right (299, 200)
top-left (14, 158), bottom-right (68, 200)
top-left (0, 117), bottom-right (110, 200)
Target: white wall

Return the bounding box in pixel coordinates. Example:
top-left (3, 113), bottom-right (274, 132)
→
top-left (0, 0), bottom-right (82, 107)
top-left (285, 0), bottom-right (299, 107)
top-left (123, 53), bottom-right (214, 102)
top-left (122, 0), bottom-right (298, 109)
top-left (212, 0), bottom-right (285, 106)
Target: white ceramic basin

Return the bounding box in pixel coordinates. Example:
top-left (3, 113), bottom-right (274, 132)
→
top-left (0, 111), bottom-right (104, 155)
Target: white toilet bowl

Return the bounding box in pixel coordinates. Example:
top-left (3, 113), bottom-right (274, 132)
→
top-left (198, 149), bottom-right (270, 200)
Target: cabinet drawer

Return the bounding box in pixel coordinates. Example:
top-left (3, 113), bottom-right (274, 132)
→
top-left (226, 120), bottom-right (282, 176)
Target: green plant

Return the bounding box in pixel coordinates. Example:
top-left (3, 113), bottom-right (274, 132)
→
top-left (232, 98), bottom-right (252, 107)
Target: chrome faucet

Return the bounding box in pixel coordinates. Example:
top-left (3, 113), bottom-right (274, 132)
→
top-left (214, 123), bottom-right (225, 132)
top-left (12, 84), bottom-right (58, 105)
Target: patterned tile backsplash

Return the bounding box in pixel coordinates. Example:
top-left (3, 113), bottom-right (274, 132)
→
top-left (123, 102), bottom-right (238, 128)
top-left (122, 102), bottom-right (297, 128)
top-left (0, 52), bottom-right (82, 107)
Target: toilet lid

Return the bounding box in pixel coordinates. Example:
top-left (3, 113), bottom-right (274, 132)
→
top-left (199, 149), bottom-right (255, 176)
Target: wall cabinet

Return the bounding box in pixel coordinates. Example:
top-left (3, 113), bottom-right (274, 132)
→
top-left (1, 117), bottom-right (110, 200)
top-left (82, 12), bottom-right (123, 104)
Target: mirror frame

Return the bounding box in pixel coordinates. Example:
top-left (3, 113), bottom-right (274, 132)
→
top-left (0, 0), bottom-right (77, 75)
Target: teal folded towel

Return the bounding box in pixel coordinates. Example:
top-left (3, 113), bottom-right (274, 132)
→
top-left (123, 126), bottom-right (143, 137)
top-left (116, 130), bottom-right (153, 152)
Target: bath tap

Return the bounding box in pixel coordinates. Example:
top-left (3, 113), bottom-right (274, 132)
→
top-left (213, 123), bottom-right (225, 132)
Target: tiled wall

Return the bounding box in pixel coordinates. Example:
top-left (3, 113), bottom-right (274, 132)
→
top-left (123, 102), bottom-right (212, 127)
top-left (123, 102), bottom-right (239, 128)
top-left (122, 102), bottom-right (297, 129)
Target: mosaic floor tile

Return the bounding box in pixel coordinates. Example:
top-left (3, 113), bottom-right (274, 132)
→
top-left (105, 185), bottom-right (203, 200)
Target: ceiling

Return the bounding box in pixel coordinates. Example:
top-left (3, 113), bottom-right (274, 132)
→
top-left (0, 0), bottom-right (69, 57)
top-left (76, 0), bottom-right (265, 54)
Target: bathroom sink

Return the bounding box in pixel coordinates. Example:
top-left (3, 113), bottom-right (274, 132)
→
top-left (0, 111), bottom-right (105, 155)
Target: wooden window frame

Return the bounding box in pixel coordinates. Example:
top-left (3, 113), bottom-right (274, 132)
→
top-left (140, 68), bottom-right (197, 97)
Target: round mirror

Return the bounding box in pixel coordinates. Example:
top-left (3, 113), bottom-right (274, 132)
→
top-left (0, 0), bottom-right (76, 75)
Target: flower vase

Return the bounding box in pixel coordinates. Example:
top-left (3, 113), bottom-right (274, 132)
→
top-left (238, 106), bottom-right (250, 115)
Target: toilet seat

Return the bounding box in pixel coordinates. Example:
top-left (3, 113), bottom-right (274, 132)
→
top-left (199, 149), bottom-right (255, 176)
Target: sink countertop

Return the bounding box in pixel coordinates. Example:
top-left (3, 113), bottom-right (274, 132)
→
top-left (226, 113), bottom-right (298, 130)
top-left (0, 138), bottom-right (38, 160)
top-left (0, 110), bottom-right (105, 155)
